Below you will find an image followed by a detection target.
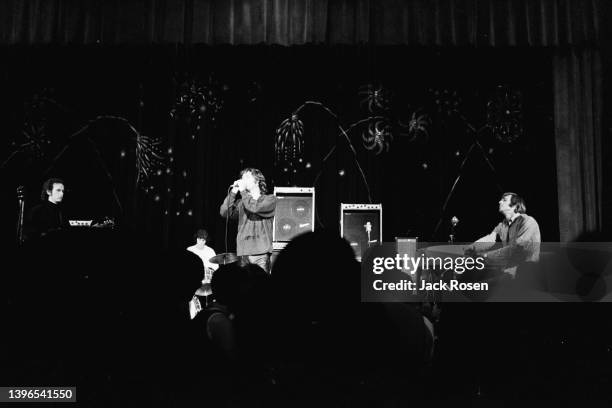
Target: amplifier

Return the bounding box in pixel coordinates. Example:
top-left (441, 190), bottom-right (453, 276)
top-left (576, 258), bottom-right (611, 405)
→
top-left (270, 248), bottom-right (282, 272)
top-left (273, 187), bottom-right (315, 250)
top-left (340, 203), bottom-right (382, 261)
top-left (396, 237), bottom-right (418, 274)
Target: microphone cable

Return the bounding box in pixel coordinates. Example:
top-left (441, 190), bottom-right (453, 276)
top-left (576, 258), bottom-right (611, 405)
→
top-left (224, 185), bottom-right (235, 255)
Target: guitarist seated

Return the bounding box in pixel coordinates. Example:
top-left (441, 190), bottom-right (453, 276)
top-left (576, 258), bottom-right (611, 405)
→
top-left (465, 192), bottom-right (541, 279)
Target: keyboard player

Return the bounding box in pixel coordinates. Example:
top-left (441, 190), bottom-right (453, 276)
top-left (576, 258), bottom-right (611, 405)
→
top-left (25, 178), bottom-right (70, 240)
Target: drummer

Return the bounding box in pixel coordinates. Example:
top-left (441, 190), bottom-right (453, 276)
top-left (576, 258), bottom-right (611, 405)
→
top-left (187, 228), bottom-right (219, 284)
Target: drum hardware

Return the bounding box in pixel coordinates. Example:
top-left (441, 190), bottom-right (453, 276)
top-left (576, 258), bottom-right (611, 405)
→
top-left (209, 252), bottom-right (239, 265)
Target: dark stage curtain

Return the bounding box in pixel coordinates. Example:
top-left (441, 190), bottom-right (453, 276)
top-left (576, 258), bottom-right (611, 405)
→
top-left (0, 0), bottom-right (606, 247)
top-left (553, 47), bottom-right (603, 241)
top-left (0, 0), bottom-right (601, 47)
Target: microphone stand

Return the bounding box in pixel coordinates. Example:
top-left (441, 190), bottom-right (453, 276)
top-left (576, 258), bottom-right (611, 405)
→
top-left (449, 216), bottom-right (459, 279)
top-left (365, 222), bottom-right (372, 248)
top-left (449, 216), bottom-right (459, 244)
top-left (16, 186), bottom-right (25, 246)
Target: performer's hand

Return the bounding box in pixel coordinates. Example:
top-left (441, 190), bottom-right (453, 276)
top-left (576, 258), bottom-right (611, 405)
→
top-left (231, 179), bottom-right (241, 194)
top-left (464, 245), bottom-right (478, 257)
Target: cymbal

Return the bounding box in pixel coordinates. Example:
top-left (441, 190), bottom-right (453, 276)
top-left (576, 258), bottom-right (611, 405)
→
top-left (195, 283), bottom-right (212, 297)
top-left (209, 252), bottom-right (239, 265)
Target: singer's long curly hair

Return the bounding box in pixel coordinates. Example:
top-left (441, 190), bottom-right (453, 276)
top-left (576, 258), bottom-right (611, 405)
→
top-left (240, 167), bottom-right (268, 194)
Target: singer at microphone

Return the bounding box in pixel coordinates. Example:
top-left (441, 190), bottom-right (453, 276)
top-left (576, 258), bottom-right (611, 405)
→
top-left (220, 168), bottom-right (277, 273)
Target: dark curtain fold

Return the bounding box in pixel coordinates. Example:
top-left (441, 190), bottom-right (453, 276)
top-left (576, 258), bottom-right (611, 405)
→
top-left (0, 0), bottom-right (601, 46)
top-left (552, 47), bottom-right (603, 241)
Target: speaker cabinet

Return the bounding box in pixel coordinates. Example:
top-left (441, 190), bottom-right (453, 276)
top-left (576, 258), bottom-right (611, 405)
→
top-left (396, 237), bottom-right (418, 274)
top-left (273, 187), bottom-right (315, 250)
top-left (340, 203), bottom-right (382, 261)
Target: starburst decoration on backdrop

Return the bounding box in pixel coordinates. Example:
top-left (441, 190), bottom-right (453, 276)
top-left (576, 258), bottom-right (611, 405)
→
top-left (15, 123), bottom-right (50, 158)
top-left (486, 86), bottom-right (523, 143)
top-left (430, 88), bottom-right (461, 117)
top-left (85, 116), bottom-right (166, 188)
top-left (8, 90), bottom-right (60, 162)
top-left (359, 83), bottom-right (390, 113)
top-left (275, 113), bottom-right (304, 164)
top-left (60, 115), bottom-right (167, 190)
top-left (399, 112), bottom-right (430, 142)
top-left (135, 133), bottom-right (165, 184)
top-left (362, 119), bottom-right (393, 155)
top-left (170, 79), bottom-right (224, 122)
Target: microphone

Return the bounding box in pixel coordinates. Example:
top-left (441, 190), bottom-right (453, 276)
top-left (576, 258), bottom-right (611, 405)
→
top-left (449, 216), bottom-right (459, 244)
top-left (364, 221), bottom-right (377, 247)
top-left (451, 216), bottom-right (459, 227)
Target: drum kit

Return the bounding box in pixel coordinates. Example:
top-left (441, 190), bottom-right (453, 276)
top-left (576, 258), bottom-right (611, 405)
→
top-left (209, 252), bottom-right (240, 265)
top-left (193, 252), bottom-right (239, 298)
